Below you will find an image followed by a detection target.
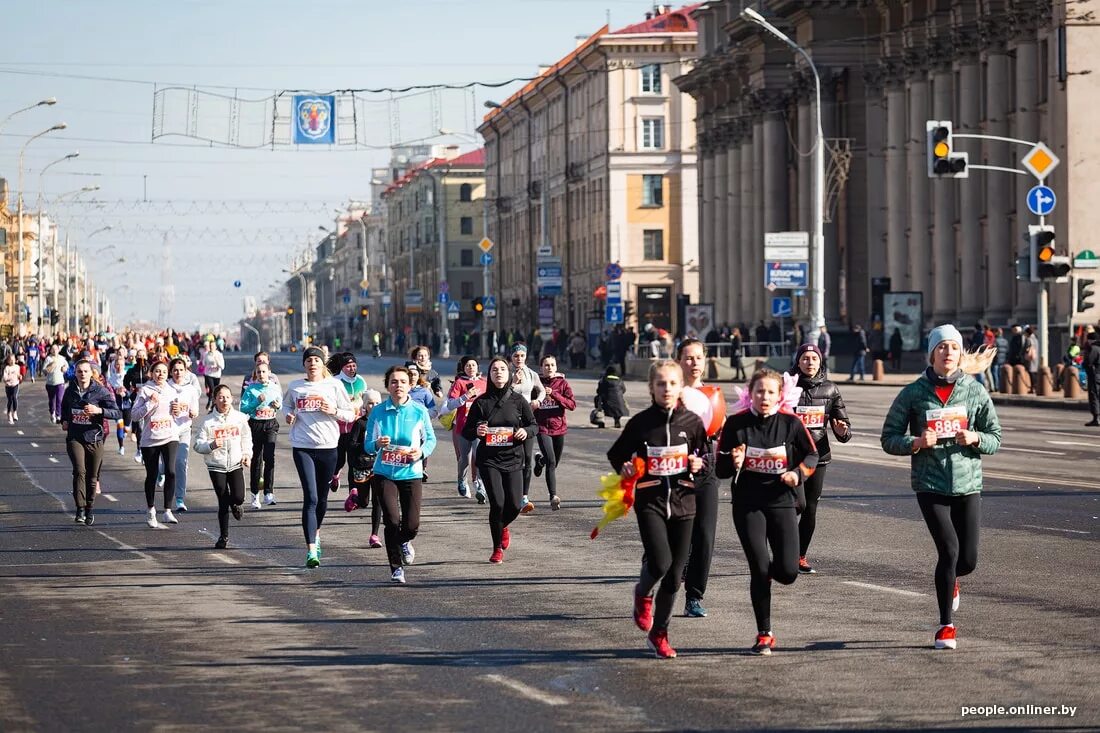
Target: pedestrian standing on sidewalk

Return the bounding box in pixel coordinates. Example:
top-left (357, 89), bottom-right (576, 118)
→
top-left (60, 359), bottom-right (121, 525)
top-left (880, 325), bottom-right (1001, 650)
top-left (193, 384), bottom-right (252, 549)
top-left (1084, 326), bottom-right (1100, 426)
top-left (848, 325), bottom-right (869, 382)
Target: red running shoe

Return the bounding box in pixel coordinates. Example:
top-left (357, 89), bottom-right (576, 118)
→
top-left (501, 526), bottom-right (511, 550)
top-left (489, 547), bottom-right (504, 564)
top-left (935, 624), bottom-right (957, 650)
top-left (952, 580), bottom-right (960, 612)
top-left (751, 632), bottom-right (776, 656)
top-left (633, 585), bottom-right (654, 632)
top-left (798, 556), bottom-right (816, 574)
top-left (646, 629), bottom-right (677, 659)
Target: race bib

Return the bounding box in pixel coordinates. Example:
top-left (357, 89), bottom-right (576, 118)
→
top-left (254, 407), bottom-right (276, 420)
top-left (213, 426), bottom-right (240, 441)
top-left (296, 395), bottom-right (324, 412)
top-left (646, 444), bottom-right (689, 477)
top-left (926, 406), bottom-right (969, 440)
top-left (380, 446), bottom-right (415, 467)
top-left (71, 412), bottom-right (92, 425)
top-left (485, 427), bottom-right (515, 447)
top-left (351, 468), bottom-right (370, 482)
top-left (150, 418), bottom-right (173, 432)
top-left (744, 445), bottom-right (788, 475)
top-left (795, 405), bottom-right (826, 429)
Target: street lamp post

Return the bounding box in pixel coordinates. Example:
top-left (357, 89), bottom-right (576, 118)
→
top-left (65, 222), bottom-right (109, 333)
top-left (742, 7), bottom-right (825, 332)
top-left (0, 97), bottom-right (56, 137)
top-left (16, 122), bottom-right (67, 329)
top-left (36, 152), bottom-right (79, 328)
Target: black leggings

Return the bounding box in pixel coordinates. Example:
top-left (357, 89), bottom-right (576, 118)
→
top-left (917, 491), bottom-right (980, 626)
top-left (141, 442), bottom-right (178, 509)
top-left (378, 477), bottom-right (422, 570)
top-left (66, 439), bottom-right (104, 510)
top-left (636, 505), bottom-right (693, 633)
top-left (535, 433), bottom-right (564, 499)
top-left (5, 385), bottom-right (17, 413)
top-left (335, 430), bottom-right (355, 479)
top-left (733, 503), bottom-right (800, 633)
top-left (520, 434), bottom-right (536, 496)
top-left (798, 464), bottom-right (828, 556)
top-left (480, 463), bottom-right (523, 549)
top-left (248, 420), bottom-right (278, 495)
top-left (203, 375), bottom-right (220, 408)
top-left (210, 468), bottom-right (246, 540)
top-left (683, 470), bottom-right (719, 602)
top-left (292, 447), bottom-right (337, 545)
top-left (350, 472), bottom-right (382, 535)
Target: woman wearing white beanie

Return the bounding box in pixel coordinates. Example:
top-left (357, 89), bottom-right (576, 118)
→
top-left (880, 324), bottom-right (1002, 650)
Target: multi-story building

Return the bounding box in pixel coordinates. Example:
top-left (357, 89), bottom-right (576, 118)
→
top-left (478, 5), bottom-right (700, 337)
top-left (678, 0), bottom-right (1100, 344)
top-left (381, 147), bottom-right (486, 352)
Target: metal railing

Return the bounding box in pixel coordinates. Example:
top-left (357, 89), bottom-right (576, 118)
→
top-left (627, 340), bottom-right (792, 360)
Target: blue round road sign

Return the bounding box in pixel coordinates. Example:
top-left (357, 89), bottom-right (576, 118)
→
top-left (233, 280), bottom-right (242, 288)
top-left (1026, 185), bottom-right (1056, 217)
top-left (605, 262), bottom-right (623, 281)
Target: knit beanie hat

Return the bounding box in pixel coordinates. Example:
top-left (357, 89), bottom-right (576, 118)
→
top-left (926, 324), bottom-right (963, 357)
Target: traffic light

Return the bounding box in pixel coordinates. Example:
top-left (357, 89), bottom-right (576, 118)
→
top-left (359, 305), bottom-right (369, 318)
top-left (50, 309), bottom-right (60, 326)
top-left (1029, 225), bottom-right (1071, 282)
top-left (926, 121), bottom-right (968, 178)
top-left (1078, 277), bottom-right (1096, 313)
top-left (472, 297), bottom-right (484, 315)
top-left (286, 305), bottom-right (295, 316)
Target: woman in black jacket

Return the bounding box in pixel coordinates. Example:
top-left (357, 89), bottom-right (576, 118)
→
top-left (717, 368), bottom-right (818, 656)
top-left (607, 360), bottom-right (708, 659)
top-left (787, 343), bottom-right (851, 573)
top-left (462, 357), bottom-right (538, 564)
top-left (61, 359), bottom-right (122, 525)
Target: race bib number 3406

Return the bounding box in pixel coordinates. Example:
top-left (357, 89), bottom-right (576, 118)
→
top-left (926, 406), bottom-right (969, 440)
top-left (744, 446), bottom-right (788, 475)
top-left (647, 444), bottom-right (689, 477)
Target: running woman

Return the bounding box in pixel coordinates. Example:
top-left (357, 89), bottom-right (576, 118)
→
top-left (167, 357), bottom-right (201, 512)
top-left (346, 388), bottom-right (384, 548)
top-left (677, 338), bottom-right (727, 618)
top-left (194, 384), bottom-right (253, 549)
top-left (462, 356), bottom-right (538, 564)
top-left (3, 355), bottom-right (21, 424)
top-left (240, 361), bottom-right (281, 508)
top-left (508, 344), bottom-right (545, 512)
top-left (131, 359), bottom-right (182, 528)
top-left (43, 344), bottom-right (68, 423)
top-left (442, 356), bottom-right (487, 502)
top-left (280, 346), bottom-right (355, 568)
top-left (606, 360), bottom-right (708, 659)
top-left (880, 325), bottom-right (1001, 650)
top-left (124, 349), bottom-right (151, 462)
top-left (200, 338), bottom-right (225, 411)
top-left (716, 368), bottom-right (818, 656)
top-left (365, 365), bottom-right (437, 583)
top-left (26, 340), bottom-right (40, 383)
top-left (532, 354), bottom-right (576, 511)
top-left (787, 343), bottom-right (851, 574)
top-left (60, 359), bottom-right (121, 525)
top-left (105, 349), bottom-right (130, 455)
top-left (328, 352), bottom-right (366, 492)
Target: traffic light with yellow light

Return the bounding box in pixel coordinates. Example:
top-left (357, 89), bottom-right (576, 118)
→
top-left (287, 306), bottom-right (295, 316)
top-left (472, 297), bottom-right (484, 315)
top-left (1029, 225), bottom-right (1071, 282)
top-left (359, 305), bottom-right (369, 318)
top-left (926, 121), bottom-right (968, 178)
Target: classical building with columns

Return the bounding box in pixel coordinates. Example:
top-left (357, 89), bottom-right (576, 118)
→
top-left (678, 0), bottom-right (1100, 341)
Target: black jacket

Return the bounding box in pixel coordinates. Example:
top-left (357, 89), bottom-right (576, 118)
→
top-left (787, 366), bottom-right (852, 464)
top-left (606, 403), bottom-right (709, 520)
top-left (61, 381), bottom-right (121, 444)
top-left (596, 375), bottom-right (629, 419)
top-left (123, 362), bottom-right (149, 394)
top-left (716, 409), bottom-right (819, 510)
top-left (462, 387), bottom-right (537, 472)
top-left (346, 415), bottom-right (376, 473)
top-left (1085, 338), bottom-right (1100, 377)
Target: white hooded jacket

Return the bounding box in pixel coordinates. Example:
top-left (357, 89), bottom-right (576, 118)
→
top-left (193, 407), bottom-right (253, 473)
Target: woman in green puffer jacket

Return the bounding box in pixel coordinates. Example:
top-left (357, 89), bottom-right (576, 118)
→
top-left (880, 324), bottom-right (1001, 652)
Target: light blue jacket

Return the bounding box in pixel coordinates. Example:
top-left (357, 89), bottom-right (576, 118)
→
top-left (365, 397), bottom-right (437, 481)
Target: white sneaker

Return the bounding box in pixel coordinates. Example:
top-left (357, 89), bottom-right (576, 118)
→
top-left (391, 567), bottom-right (406, 584)
top-left (119, 446), bottom-right (125, 456)
top-left (250, 494), bottom-right (262, 509)
top-left (401, 542), bottom-right (415, 565)
top-left (263, 493), bottom-right (277, 505)
top-left (146, 508), bottom-right (159, 529)
top-left (163, 509), bottom-right (178, 524)
top-left (134, 453), bottom-right (143, 464)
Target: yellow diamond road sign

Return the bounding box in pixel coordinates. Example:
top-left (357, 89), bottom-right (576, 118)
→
top-left (478, 237), bottom-right (494, 253)
top-left (1022, 142), bottom-right (1059, 181)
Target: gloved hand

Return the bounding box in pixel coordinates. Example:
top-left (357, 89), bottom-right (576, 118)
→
top-left (344, 488), bottom-right (359, 513)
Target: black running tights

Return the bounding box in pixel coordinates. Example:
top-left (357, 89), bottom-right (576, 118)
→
top-left (733, 503), bottom-right (799, 633)
top-left (917, 491), bottom-right (980, 626)
top-left (480, 463), bottom-right (523, 550)
top-left (636, 506), bottom-right (693, 633)
top-left (210, 468), bottom-right (246, 540)
top-left (798, 464), bottom-right (827, 556)
top-left (141, 442), bottom-right (178, 509)
top-left (535, 433), bottom-right (564, 499)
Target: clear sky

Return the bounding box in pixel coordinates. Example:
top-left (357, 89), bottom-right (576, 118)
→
top-left (0, 0), bottom-right (654, 329)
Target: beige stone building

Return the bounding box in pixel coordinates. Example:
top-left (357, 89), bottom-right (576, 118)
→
top-left (478, 5), bottom-right (700, 337)
top-left (678, 0), bottom-right (1100, 346)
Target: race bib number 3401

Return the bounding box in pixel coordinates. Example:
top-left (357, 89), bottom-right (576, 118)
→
top-left (926, 406), bottom-right (969, 440)
top-left (744, 445), bottom-right (788, 475)
top-left (647, 444), bottom-right (689, 477)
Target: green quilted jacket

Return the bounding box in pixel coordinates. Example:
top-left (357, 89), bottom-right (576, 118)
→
top-left (880, 372), bottom-right (1002, 496)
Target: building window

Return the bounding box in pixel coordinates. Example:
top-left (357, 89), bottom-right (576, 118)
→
top-left (460, 249), bottom-right (474, 267)
top-left (459, 183), bottom-right (472, 202)
top-left (641, 64), bottom-right (662, 94)
top-left (641, 118), bottom-right (665, 150)
top-left (643, 230), bottom-right (664, 260)
top-left (460, 281), bottom-right (474, 299)
top-left (460, 216), bottom-right (474, 235)
top-left (642, 175), bottom-right (663, 207)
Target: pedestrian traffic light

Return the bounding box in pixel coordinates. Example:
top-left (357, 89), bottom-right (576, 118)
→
top-left (1078, 277), bottom-right (1096, 313)
top-left (359, 305), bottom-right (369, 318)
top-left (472, 297), bottom-right (484, 314)
top-left (1030, 225), bottom-right (1071, 282)
top-left (926, 121), bottom-right (968, 178)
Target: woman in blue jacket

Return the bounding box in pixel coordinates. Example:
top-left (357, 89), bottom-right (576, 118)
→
top-left (365, 364), bottom-right (437, 584)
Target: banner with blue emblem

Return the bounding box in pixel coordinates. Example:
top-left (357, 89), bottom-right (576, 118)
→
top-left (293, 95), bottom-right (336, 145)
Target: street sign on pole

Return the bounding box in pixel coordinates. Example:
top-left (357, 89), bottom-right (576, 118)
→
top-left (480, 252), bottom-right (493, 266)
top-left (1026, 185), bottom-right (1056, 217)
top-left (483, 295), bottom-right (497, 310)
top-left (447, 301), bottom-right (460, 320)
top-left (764, 232), bottom-right (810, 261)
top-left (537, 257), bottom-right (563, 296)
top-left (439, 281), bottom-right (449, 293)
top-left (439, 292), bottom-right (450, 304)
top-left (606, 281), bottom-right (622, 304)
top-left (765, 261), bottom-right (809, 290)
top-left (605, 304), bottom-right (624, 323)
top-left (1072, 250), bottom-right (1099, 269)
top-left (478, 237), bottom-right (494, 253)
top-left (771, 296), bottom-right (793, 318)
top-left (1022, 142), bottom-right (1060, 181)
top-left (605, 262), bottom-right (623, 281)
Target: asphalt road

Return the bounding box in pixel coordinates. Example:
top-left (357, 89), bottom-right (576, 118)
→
top-left (0, 351), bottom-right (1096, 731)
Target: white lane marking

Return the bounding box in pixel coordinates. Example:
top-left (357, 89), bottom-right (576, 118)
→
top-left (30, 442), bottom-right (38, 448)
top-left (16, 430), bottom-right (24, 436)
top-left (103, 494), bottom-right (118, 503)
top-left (48, 456), bottom-right (58, 463)
top-left (211, 553), bottom-right (241, 565)
top-left (1020, 525), bottom-right (1091, 535)
top-left (843, 581), bottom-right (926, 598)
top-left (998, 446), bottom-right (1066, 456)
top-left (482, 674), bottom-right (569, 706)
top-left (1046, 441), bottom-right (1099, 448)
top-left (1041, 430), bottom-right (1096, 438)
top-left (836, 501), bottom-right (870, 507)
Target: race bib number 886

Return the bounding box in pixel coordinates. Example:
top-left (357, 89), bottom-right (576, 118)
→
top-left (926, 406), bottom-right (969, 440)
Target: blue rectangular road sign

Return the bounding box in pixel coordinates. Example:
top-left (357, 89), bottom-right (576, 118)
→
top-left (606, 281), bottom-right (622, 304)
top-left (771, 296), bottom-right (793, 318)
top-left (439, 292), bottom-right (450, 304)
top-left (605, 304), bottom-right (624, 323)
top-left (765, 261), bottom-right (809, 289)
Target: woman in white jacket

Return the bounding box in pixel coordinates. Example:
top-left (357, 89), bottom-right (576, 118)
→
top-left (130, 360), bottom-right (180, 528)
top-left (194, 384), bottom-right (253, 549)
top-left (167, 357), bottom-right (201, 512)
